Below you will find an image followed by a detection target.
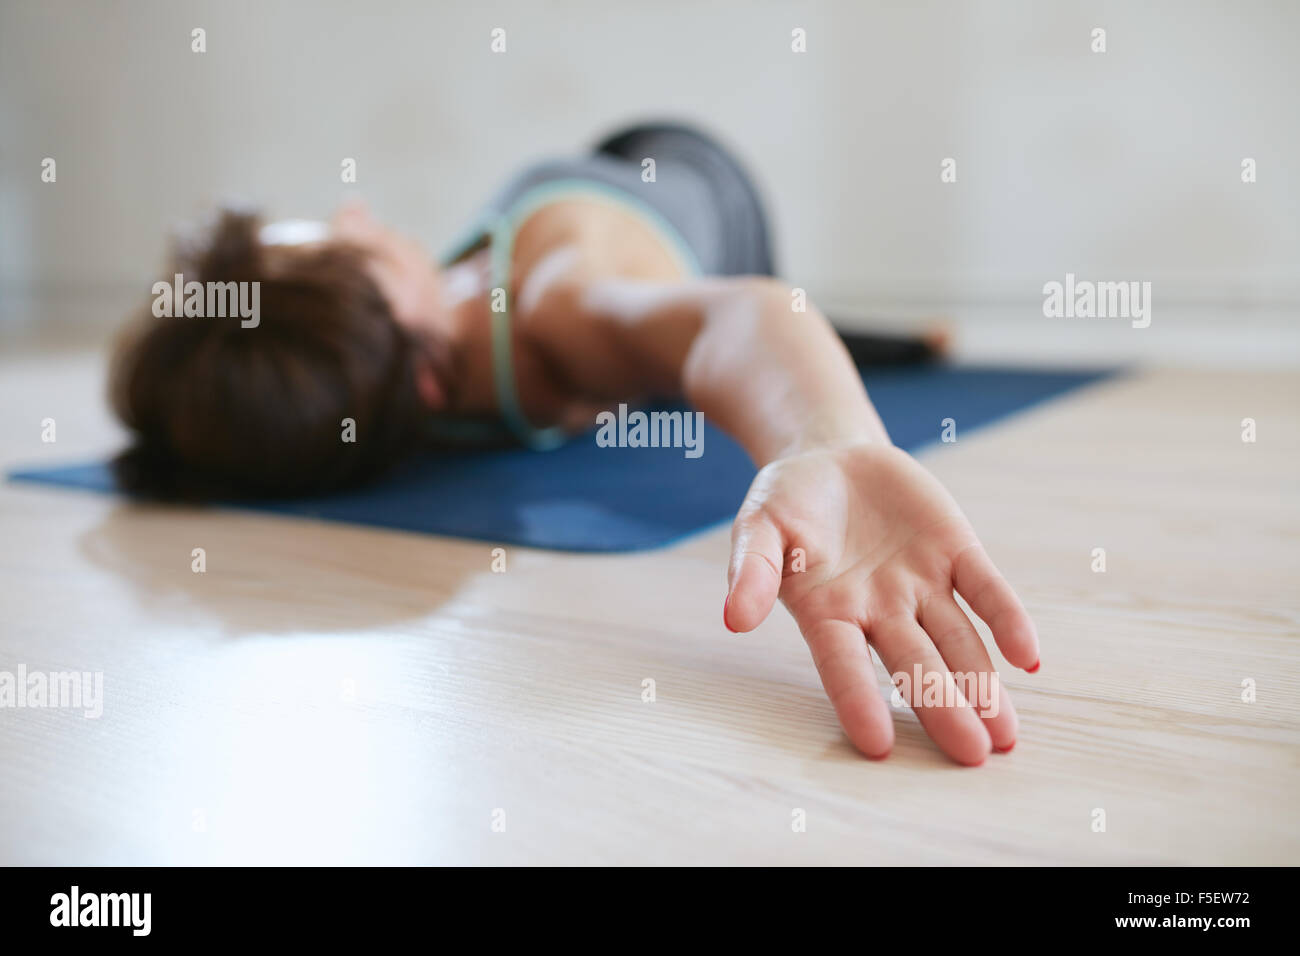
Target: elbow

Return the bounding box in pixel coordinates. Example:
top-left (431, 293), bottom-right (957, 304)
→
top-left (737, 275), bottom-right (794, 310)
top-left (724, 277), bottom-right (824, 334)
top-left (736, 276), bottom-right (822, 323)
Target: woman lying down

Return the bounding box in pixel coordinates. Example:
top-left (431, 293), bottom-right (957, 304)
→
top-left (110, 122), bottom-right (1040, 766)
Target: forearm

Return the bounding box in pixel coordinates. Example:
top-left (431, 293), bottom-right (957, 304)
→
top-left (681, 280), bottom-right (889, 466)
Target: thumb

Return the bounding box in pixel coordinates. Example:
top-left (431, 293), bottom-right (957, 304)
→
top-left (724, 509), bottom-right (785, 633)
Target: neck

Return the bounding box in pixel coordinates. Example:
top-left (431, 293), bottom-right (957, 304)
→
top-left (438, 255), bottom-right (497, 415)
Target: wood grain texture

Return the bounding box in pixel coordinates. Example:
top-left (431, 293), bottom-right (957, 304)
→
top-left (0, 350), bottom-right (1296, 865)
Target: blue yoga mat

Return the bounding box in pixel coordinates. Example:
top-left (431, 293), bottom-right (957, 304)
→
top-left (8, 365), bottom-right (1114, 552)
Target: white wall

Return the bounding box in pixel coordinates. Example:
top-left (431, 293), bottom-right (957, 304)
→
top-left (2, 0), bottom-right (1297, 338)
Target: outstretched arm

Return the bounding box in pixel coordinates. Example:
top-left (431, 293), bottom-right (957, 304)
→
top-left (537, 275), bottom-right (1041, 764)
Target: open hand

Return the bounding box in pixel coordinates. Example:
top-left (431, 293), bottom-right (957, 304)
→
top-left (723, 442), bottom-right (1039, 765)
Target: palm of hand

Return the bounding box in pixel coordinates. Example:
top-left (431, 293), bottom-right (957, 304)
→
top-left (724, 443), bottom-right (1039, 765)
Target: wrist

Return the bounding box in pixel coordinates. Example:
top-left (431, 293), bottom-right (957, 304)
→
top-left (770, 407), bottom-right (891, 463)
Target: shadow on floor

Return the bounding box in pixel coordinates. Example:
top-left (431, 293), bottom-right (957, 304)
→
top-left (77, 501), bottom-right (478, 636)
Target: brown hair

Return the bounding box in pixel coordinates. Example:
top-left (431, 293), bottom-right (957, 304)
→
top-left (109, 209), bottom-right (429, 500)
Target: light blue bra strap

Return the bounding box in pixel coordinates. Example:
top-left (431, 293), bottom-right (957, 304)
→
top-left (487, 213), bottom-right (570, 451)
top-left (479, 180), bottom-right (701, 451)
top-left (439, 215), bottom-right (490, 267)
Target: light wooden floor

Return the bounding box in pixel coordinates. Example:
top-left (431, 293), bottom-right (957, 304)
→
top-left (0, 347), bottom-right (1296, 865)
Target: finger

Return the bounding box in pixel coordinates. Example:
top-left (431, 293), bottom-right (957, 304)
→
top-left (953, 545), bottom-right (1040, 671)
top-left (724, 509), bottom-right (784, 633)
top-left (802, 619), bottom-right (895, 759)
top-left (917, 592), bottom-right (1018, 752)
top-left (870, 612), bottom-right (992, 766)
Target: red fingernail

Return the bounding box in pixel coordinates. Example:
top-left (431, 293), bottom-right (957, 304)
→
top-left (867, 749), bottom-right (891, 761)
top-left (1026, 660), bottom-right (1040, 673)
top-left (994, 740), bottom-right (1016, 753)
top-left (723, 595), bottom-right (736, 633)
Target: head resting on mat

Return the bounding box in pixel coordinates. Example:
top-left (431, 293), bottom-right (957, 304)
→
top-left (109, 204), bottom-right (454, 500)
